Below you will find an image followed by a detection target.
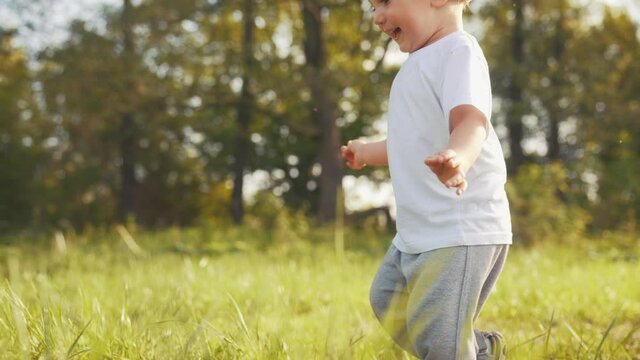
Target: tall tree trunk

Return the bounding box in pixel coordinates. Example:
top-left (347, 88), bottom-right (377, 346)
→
top-left (120, 113), bottom-right (135, 222)
top-left (119, 0), bottom-right (136, 222)
top-left (547, 5), bottom-right (566, 161)
top-left (230, 0), bottom-right (255, 224)
top-left (301, 0), bottom-right (341, 224)
top-left (312, 74), bottom-right (341, 224)
top-left (507, 0), bottom-right (526, 174)
top-left (547, 113), bottom-right (560, 160)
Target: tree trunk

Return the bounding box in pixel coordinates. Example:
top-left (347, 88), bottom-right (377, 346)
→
top-left (301, 0), bottom-right (341, 224)
top-left (547, 114), bottom-right (560, 160)
top-left (546, 5), bottom-right (566, 161)
top-left (119, 0), bottom-right (136, 222)
top-left (311, 73), bottom-right (341, 224)
top-left (507, 0), bottom-right (526, 174)
top-left (230, 0), bottom-right (255, 224)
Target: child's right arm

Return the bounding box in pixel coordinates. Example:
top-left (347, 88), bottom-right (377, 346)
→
top-left (340, 139), bottom-right (388, 170)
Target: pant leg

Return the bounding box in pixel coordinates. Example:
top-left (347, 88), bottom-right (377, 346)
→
top-left (475, 245), bottom-right (509, 321)
top-left (369, 245), bottom-right (416, 355)
top-left (402, 245), bottom-right (508, 360)
top-left (475, 245), bottom-right (509, 360)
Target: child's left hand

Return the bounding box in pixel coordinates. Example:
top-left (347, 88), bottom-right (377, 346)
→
top-left (424, 149), bottom-right (468, 196)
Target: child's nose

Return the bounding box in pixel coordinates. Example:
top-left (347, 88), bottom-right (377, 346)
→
top-left (373, 9), bottom-right (385, 27)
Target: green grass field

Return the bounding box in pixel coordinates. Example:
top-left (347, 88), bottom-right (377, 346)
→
top-left (1, 226), bottom-right (639, 359)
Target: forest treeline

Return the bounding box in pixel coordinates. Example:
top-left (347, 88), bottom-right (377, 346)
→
top-left (0, 0), bottom-right (639, 242)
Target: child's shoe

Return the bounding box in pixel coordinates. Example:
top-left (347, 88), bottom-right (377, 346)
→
top-left (485, 331), bottom-right (507, 360)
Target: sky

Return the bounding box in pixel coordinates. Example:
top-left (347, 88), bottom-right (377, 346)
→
top-left (0, 0), bottom-right (120, 53)
top-left (607, 0), bottom-right (640, 19)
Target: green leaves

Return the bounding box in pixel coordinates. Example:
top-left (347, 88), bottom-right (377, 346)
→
top-left (1, 0), bottom-right (640, 230)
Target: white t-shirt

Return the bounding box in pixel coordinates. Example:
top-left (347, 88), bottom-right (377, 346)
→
top-left (387, 30), bottom-right (512, 254)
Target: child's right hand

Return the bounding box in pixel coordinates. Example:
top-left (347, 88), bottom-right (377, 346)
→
top-left (340, 140), bottom-right (367, 170)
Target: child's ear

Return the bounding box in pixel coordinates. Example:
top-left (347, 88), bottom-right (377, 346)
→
top-left (430, 0), bottom-right (448, 8)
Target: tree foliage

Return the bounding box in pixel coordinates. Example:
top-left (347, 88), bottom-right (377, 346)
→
top-left (0, 31), bottom-right (48, 231)
top-left (0, 0), bottom-right (639, 235)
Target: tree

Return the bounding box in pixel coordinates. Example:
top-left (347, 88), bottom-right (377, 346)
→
top-left (187, 0), bottom-right (394, 221)
top-left (480, 0), bottom-right (528, 173)
top-left (230, 0), bottom-right (256, 224)
top-left (37, 21), bottom-right (134, 227)
top-left (120, 0), bottom-right (137, 222)
top-left (2, 0), bottom-right (397, 230)
top-left (0, 30), bottom-right (48, 230)
top-left (572, 10), bottom-right (640, 229)
top-left (525, 0), bottom-right (583, 162)
top-left (300, 0), bottom-right (341, 224)
top-left (37, 3), bottom-right (211, 228)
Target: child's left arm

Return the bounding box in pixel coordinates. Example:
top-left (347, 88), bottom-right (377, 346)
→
top-left (424, 104), bottom-right (488, 196)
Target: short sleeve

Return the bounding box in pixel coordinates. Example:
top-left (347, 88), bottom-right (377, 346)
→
top-left (441, 44), bottom-right (492, 126)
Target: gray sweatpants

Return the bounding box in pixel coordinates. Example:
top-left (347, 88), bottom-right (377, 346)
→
top-left (370, 244), bottom-right (509, 360)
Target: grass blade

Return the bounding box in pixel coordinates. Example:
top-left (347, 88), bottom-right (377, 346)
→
top-left (509, 332), bottom-right (546, 352)
top-left (66, 319), bottom-right (92, 359)
top-left (116, 225), bottom-right (146, 257)
top-left (67, 348), bottom-right (91, 359)
top-left (594, 315), bottom-right (617, 358)
top-left (226, 293), bottom-right (250, 338)
top-left (612, 323), bottom-right (640, 357)
top-left (543, 310), bottom-right (555, 354)
top-left (564, 321), bottom-right (588, 351)
top-left (7, 259), bottom-right (30, 360)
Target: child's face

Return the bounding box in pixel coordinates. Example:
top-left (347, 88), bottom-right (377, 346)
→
top-left (370, 0), bottom-right (456, 53)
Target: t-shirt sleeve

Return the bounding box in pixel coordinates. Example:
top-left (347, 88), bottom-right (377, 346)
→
top-left (441, 44), bottom-right (492, 127)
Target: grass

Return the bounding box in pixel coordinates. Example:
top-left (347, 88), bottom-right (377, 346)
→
top-left (0, 225), bottom-right (639, 359)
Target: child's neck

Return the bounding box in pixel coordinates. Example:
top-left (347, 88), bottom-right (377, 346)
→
top-left (433, 22), bottom-right (463, 44)
top-left (414, 21), bottom-right (464, 52)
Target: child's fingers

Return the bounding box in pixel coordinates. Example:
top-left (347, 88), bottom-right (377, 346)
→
top-left (445, 172), bottom-right (465, 188)
top-left (425, 160), bottom-right (445, 177)
top-left (347, 140), bottom-right (359, 152)
top-left (445, 177), bottom-right (457, 188)
top-left (424, 155), bottom-right (445, 167)
top-left (455, 180), bottom-right (468, 196)
top-left (340, 146), bottom-right (353, 160)
top-left (424, 156), bottom-right (439, 165)
top-left (445, 156), bottom-right (460, 168)
top-left (346, 160), bottom-right (364, 170)
top-left (444, 173), bottom-right (467, 195)
top-left (425, 150), bottom-right (457, 167)
top-left (424, 159), bottom-right (439, 170)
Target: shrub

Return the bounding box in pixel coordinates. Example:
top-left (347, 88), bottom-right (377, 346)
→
top-left (506, 163), bottom-right (590, 245)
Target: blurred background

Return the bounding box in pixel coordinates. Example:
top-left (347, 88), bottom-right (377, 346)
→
top-left (1, 0), bottom-right (639, 244)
